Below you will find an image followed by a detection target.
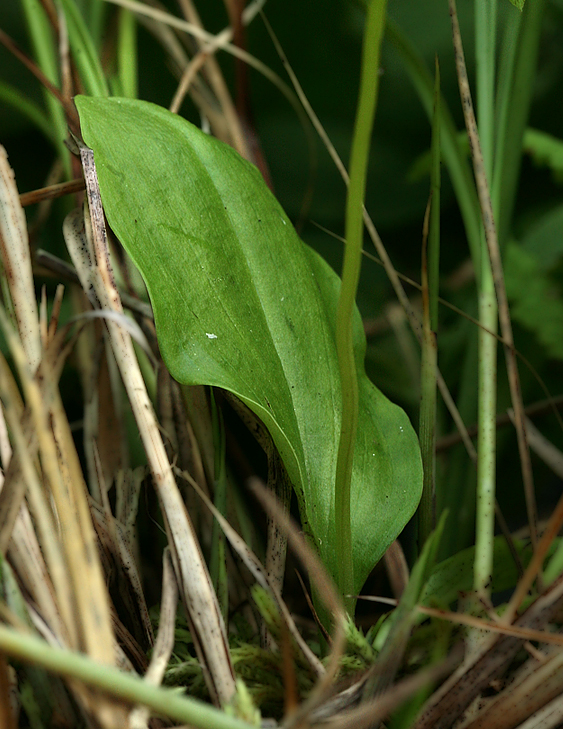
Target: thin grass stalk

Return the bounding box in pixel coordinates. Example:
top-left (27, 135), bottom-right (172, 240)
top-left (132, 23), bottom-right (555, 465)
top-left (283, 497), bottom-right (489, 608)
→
top-left (418, 59), bottom-right (440, 552)
top-left (210, 393), bottom-right (229, 625)
top-left (475, 0), bottom-right (496, 180)
top-left (175, 0), bottom-right (249, 158)
top-left (129, 549), bottom-right (178, 729)
top-left (418, 61), bottom-right (440, 548)
top-left (429, 57), bottom-right (441, 334)
top-left (384, 20), bottom-right (483, 557)
top-left (448, 0), bottom-right (537, 562)
top-left (474, 0), bottom-right (498, 601)
top-left (0, 624), bottom-right (254, 729)
top-left (334, 0), bottom-right (387, 612)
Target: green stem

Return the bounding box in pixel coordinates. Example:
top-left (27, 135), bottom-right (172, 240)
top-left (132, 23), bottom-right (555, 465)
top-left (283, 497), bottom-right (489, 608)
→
top-left (428, 57), bottom-right (441, 334)
top-left (474, 0), bottom-right (497, 600)
top-left (0, 624), bottom-right (252, 729)
top-left (210, 392), bottom-right (229, 624)
top-left (334, 0), bottom-right (387, 613)
top-left (418, 59), bottom-right (441, 548)
top-left (475, 283), bottom-right (497, 599)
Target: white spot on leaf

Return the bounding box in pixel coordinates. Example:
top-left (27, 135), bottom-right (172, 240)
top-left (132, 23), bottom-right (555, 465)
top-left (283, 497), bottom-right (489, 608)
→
top-left (206, 333), bottom-right (217, 339)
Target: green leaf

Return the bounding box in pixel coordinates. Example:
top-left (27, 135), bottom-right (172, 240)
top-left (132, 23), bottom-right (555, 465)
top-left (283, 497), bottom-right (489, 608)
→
top-left (523, 130), bottom-right (563, 182)
top-left (507, 0), bottom-right (525, 9)
top-left (520, 203), bottom-right (563, 270)
top-left (422, 536), bottom-right (540, 606)
top-left (75, 96), bottom-right (423, 595)
top-left (504, 242), bottom-right (563, 361)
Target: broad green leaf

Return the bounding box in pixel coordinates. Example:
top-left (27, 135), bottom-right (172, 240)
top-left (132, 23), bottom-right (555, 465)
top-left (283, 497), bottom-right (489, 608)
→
top-left (75, 96), bottom-right (423, 594)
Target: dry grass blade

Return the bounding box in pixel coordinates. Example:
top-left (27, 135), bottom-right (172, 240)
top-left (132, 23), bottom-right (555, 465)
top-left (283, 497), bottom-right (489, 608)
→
top-left (129, 548), bottom-right (178, 729)
top-left (313, 645), bottom-right (463, 729)
top-left (413, 572), bottom-right (563, 729)
top-left (106, 0), bottom-right (266, 53)
top-left (459, 640), bottom-right (563, 729)
top-left (173, 0), bottom-right (249, 158)
top-left (89, 497), bottom-right (154, 646)
top-left (448, 0), bottom-right (538, 548)
top-left (19, 178), bottom-right (85, 207)
top-left (0, 356), bottom-right (69, 631)
top-left (0, 366), bottom-right (29, 553)
top-left (247, 479), bottom-right (348, 729)
top-left (0, 146), bottom-right (41, 371)
top-left (503, 488), bottom-right (563, 626)
top-left (515, 694), bottom-right (563, 729)
top-left (0, 316), bottom-right (128, 729)
top-left (0, 149), bottom-right (126, 727)
top-left (179, 467), bottom-right (324, 678)
top-left (70, 141), bottom-right (236, 705)
top-left (0, 654), bottom-right (16, 729)
top-left (508, 413), bottom-right (563, 480)
top-left (105, 0), bottom-right (302, 126)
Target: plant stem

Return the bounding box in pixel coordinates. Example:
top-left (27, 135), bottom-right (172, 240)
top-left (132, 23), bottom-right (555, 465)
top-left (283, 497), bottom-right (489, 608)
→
top-left (0, 624), bottom-right (252, 729)
top-left (428, 57), bottom-right (441, 335)
top-left (334, 0), bottom-right (387, 612)
top-left (474, 0), bottom-right (497, 600)
top-left (418, 59), bottom-right (441, 548)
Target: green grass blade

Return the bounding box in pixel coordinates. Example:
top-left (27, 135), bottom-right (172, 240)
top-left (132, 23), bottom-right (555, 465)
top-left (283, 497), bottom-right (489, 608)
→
top-left (0, 82), bottom-right (54, 142)
top-left (492, 0), bottom-right (545, 247)
top-left (20, 0), bottom-right (70, 175)
top-left (429, 57), bottom-right (441, 335)
top-left (386, 19), bottom-right (482, 283)
top-left (59, 0), bottom-right (109, 97)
